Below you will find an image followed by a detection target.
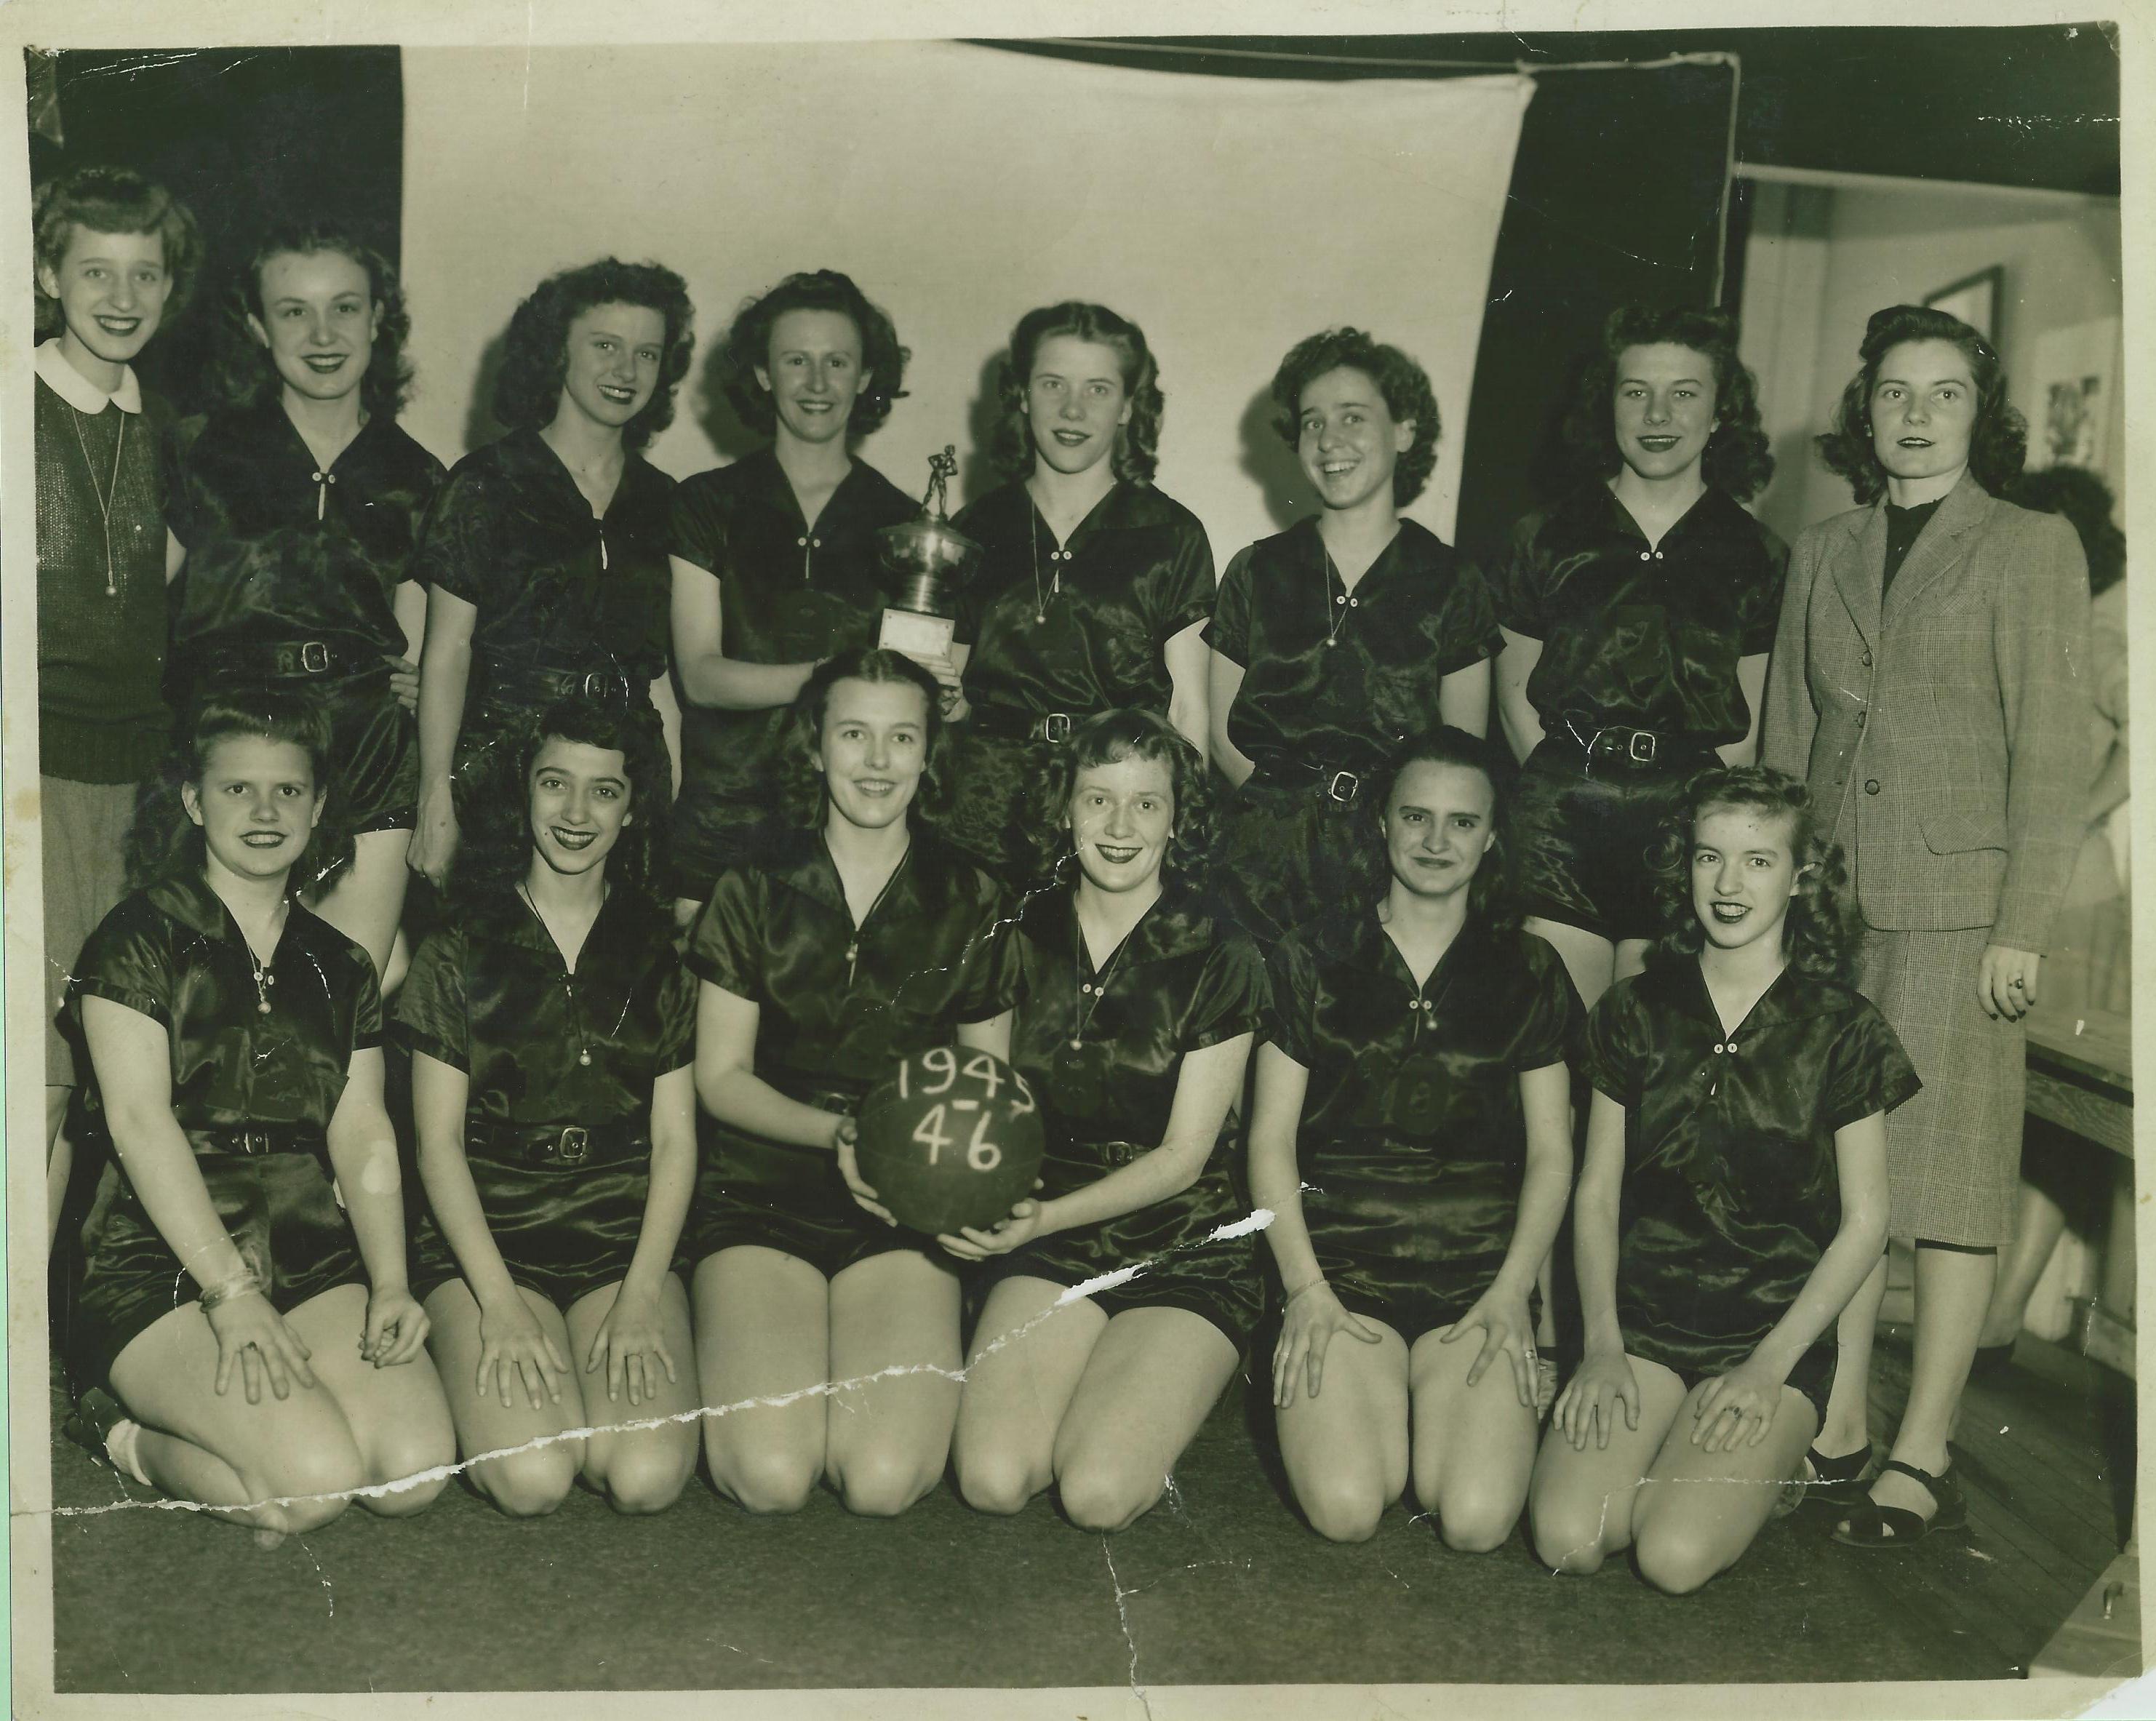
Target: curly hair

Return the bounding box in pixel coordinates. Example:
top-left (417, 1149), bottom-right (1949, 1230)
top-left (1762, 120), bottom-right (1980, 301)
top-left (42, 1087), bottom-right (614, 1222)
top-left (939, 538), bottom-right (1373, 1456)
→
top-left (1027, 708), bottom-right (1217, 888)
top-left (491, 258), bottom-right (695, 453)
top-left (991, 301), bottom-right (1164, 487)
top-left (2005, 464), bottom-right (2125, 598)
top-left (128, 687), bottom-right (352, 896)
top-left (772, 647), bottom-right (946, 831)
top-left (1645, 765), bottom-right (1856, 981)
top-left (1560, 304), bottom-right (1775, 503)
top-left (33, 165), bottom-right (203, 339)
top-left (719, 269), bottom-right (909, 440)
top-left (1362, 726), bottom-right (1521, 933)
top-left (1269, 327), bottom-right (1441, 508)
top-left (1817, 304), bottom-right (2027, 506)
top-left (450, 695), bottom-right (673, 915)
top-left (202, 220), bottom-right (413, 420)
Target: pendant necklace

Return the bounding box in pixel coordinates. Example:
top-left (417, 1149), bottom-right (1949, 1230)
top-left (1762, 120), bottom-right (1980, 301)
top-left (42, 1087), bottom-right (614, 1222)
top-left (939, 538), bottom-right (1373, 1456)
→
top-left (841, 839), bottom-right (911, 985)
top-left (1028, 498), bottom-right (1072, 626)
top-left (1068, 903), bottom-right (1141, 1052)
top-left (244, 901), bottom-right (289, 1016)
top-left (520, 882), bottom-right (596, 1066)
top-left (1319, 545), bottom-right (1354, 650)
top-left (68, 408), bottom-right (127, 596)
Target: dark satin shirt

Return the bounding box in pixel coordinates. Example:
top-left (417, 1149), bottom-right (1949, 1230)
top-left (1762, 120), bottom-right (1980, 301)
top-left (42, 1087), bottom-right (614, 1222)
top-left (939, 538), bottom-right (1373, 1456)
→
top-left (415, 426), bottom-right (676, 685)
top-left (952, 479), bottom-right (1215, 723)
top-left (1009, 886), bottom-right (1267, 1165)
top-left (686, 829), bottom-right (1016, 1109)
top-left (1207, 517), bottom-right (1501, 773)
top-left (69, 869), bottom-right (382, 1140)
top-left (394, 886), bottom-right (696, 1130)
top-left (1580, 959), bottom-right (1920, 1379)
top-left (670, 449), bottom-right (918, 812)
top-left (1269, 914), bottom-right (1578, 1159)
top-left (164, 402), bottom-right (445, 664)
top-left (1492, 483), bottom-right (1787, 744)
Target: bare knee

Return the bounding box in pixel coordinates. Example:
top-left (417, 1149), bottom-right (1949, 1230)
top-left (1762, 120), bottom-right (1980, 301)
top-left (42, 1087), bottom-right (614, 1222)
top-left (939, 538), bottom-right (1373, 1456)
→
top-left (361, 1428), bottom-right (455, 1517)
top-left (601, 1445), bottom-right (692, 1517)
top-left (255, 1442), bottom-right (366, 1533)
top-left (362, 1470), bottom-right (447, 1518)
top-left (1634, 1520), bottom-right (1727, 1596)
top-left (956, 1448), bottom-right (1047, 1517)
top-left (1435, 1482), bottom-right (1524, 1554)
top-left (478, 1449), bottom-right (577, 1519)
top-left (1295, 1471), bottom-right (1389, 1544)
top-left (831, 1447), bottom-right (941, 1519)
top-left (1058, 1458), bottom-right (1162, 1535)
top-left (1531, 1506), bottom-right (1611, 1576)
top-left (714, 1441), bottom-right (820, 1515)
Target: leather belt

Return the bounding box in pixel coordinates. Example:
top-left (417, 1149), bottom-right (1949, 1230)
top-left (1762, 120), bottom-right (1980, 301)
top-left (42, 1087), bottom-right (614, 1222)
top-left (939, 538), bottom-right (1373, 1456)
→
top-left (187, 1123), bottom-right (327, 1157)
top-left (1557, 713), bottom-right (1706, 772)
top-left (965, 706), bottom-right (1101, 744)
top-left (484, 658), bottom-right (634, 703)
top-left (465, 1121), bottom-right (649, 1167)
top-left (199, 638), bottom-right (378, 682)
top-left (1254, 758), bottom-right (1370, 806)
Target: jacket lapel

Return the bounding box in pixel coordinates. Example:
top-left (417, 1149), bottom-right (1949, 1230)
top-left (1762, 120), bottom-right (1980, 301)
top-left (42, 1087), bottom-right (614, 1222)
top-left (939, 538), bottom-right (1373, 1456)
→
top-left (1882, 471), bottom-right (1992, 627)
top-left (1829, 506), bottom-right (1885, 651)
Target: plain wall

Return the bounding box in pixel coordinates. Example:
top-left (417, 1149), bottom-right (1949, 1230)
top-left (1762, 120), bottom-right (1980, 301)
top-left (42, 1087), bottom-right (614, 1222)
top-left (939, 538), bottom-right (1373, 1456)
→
top-left (397, 41), bottom-right (1530, 567)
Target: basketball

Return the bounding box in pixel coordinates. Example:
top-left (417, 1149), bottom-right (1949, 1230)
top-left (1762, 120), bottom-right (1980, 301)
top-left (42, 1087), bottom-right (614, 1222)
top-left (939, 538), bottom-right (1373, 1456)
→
top-left (855, 1047), bottom-right (1047, 1236)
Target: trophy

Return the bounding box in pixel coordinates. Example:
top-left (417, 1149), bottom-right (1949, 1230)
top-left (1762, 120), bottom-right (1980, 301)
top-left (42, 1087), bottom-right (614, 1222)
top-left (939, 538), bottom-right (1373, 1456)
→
top-left (877, 445), bottom-right (980, 669)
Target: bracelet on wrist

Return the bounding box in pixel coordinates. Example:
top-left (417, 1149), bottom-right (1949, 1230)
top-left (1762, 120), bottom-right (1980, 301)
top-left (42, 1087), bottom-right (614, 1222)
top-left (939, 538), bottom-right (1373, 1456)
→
top-left (1285, 1279), bottom-right (1330, 1305)
top-left (199, 1270), bottom-right (265, 1314)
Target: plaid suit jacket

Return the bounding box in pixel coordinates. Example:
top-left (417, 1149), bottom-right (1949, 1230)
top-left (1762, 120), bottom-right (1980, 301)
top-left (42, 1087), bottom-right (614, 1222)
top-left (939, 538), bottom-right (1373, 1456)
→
top-left (1761, 472), bottom-right (2090, 951)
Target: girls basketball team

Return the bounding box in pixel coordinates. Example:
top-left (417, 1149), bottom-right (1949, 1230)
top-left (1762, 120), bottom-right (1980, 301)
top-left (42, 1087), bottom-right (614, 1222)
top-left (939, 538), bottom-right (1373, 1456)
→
top-left (36, 162), bottom-right (2088, 1589)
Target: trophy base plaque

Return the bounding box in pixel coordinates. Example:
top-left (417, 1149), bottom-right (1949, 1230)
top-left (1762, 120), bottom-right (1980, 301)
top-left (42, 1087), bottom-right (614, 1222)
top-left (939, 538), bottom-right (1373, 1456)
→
top-left (879, 606), bottom-right (957, 666)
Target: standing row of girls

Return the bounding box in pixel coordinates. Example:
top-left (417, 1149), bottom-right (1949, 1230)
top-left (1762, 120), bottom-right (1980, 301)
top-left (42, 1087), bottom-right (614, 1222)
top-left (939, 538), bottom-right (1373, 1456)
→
top-left (36, 161), bottom-right (2091, 1581)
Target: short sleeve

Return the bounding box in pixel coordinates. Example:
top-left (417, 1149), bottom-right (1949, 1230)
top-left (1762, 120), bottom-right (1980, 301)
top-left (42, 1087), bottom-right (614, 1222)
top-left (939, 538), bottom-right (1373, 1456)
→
top-left (1202, 545), bottom-right (1255, 666)
top-left (1261, 934), bottom-right (1319, 1068)
top-left (1150, 514), bottom-right (1218, 645)
top-left (1822, 1000), bottom-right (1923, 1132)
top-left (1735, 520), bottom-right (1791, 657)
top-left (1183, 935), bottom-right (1269, 1053)
top-left (685, 867), bottom-right (768, 1001)
top-left (392, 927), bottom-right (470, 1071)
top-left (1578, 982), bottom-right (1649, 1107)
top-left (954, 886), bottom-right (1023, 1024)
top-left (1429, 556), bottom-right (1505, 675)
top-left (1514, 938), bottom-right (1585, 1073)
top-left (70, 898), bottom-right (176, 1031)
top-left (412, 461), bottom-right (495, 608)
top-left (671, 474), bottom-right (726, 575)
top-left (653, 957), bottom-right (699, 1075)
top-left (1490, 512), bottom-right (1548, 640)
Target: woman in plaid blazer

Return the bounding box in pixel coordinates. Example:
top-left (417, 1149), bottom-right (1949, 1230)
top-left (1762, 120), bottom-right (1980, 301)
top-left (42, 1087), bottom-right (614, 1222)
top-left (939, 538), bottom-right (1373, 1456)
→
top-left (1762, 304), bottom-right (2089, 1547)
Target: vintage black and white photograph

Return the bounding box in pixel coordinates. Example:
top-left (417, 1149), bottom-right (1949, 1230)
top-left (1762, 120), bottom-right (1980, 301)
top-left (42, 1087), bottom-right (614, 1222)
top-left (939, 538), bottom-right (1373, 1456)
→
top-left (1, 1), bottom-right (2141, 1715)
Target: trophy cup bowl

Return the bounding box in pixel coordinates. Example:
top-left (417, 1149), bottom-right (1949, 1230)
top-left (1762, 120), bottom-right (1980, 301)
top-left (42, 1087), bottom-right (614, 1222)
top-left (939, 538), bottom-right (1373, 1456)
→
top-left (878, 447), bottom-right (980, 670)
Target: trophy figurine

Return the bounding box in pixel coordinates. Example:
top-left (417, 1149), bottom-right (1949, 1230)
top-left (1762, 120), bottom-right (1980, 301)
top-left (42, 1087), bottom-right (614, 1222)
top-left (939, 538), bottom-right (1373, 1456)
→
top-left (877, 445), bottom-right (980, 672)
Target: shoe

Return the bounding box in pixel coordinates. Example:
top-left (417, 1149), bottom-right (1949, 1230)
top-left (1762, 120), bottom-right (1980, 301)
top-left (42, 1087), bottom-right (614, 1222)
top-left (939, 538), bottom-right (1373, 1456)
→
top-left (1831, 1456), bottom-right (1968, 1548)
top-left (1799, 1442), bottom-right (1874, 1508)
top-left (61, 1387), bottom-right (127, 1471)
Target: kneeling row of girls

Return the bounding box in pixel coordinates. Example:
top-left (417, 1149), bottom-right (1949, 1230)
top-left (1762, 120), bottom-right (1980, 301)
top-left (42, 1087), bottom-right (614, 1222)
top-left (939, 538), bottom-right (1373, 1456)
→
top-left (67, 650), bottom-right (1915, 1595)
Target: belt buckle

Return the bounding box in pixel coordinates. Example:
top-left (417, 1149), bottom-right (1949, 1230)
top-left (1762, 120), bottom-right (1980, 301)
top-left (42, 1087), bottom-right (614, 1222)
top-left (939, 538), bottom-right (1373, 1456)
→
top-left (1627, 730), bottom-right (1658, 764)
top-left (1041, 712), bottom-right (1072, 744)
top-left (299, 640), bottom-right (332, 674)
top-left (556, 1126), bottom-right (589, 1163)
top-left (580, 671), bottom-right (615, 699)
top-left (1326, 770), bottom-right (1360, 804)
top-left (239, 1128), bottom-right (271, 1157)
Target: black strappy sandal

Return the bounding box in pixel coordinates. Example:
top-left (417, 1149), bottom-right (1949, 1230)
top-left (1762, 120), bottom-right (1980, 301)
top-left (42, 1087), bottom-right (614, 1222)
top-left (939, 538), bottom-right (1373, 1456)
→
top-left (1798, 1442), bottom-right (1874, 1509)
top-left (1831, 1456), bottom-right (1968, 1548)
top-left (61, 1386), bottom-right (128, 1473)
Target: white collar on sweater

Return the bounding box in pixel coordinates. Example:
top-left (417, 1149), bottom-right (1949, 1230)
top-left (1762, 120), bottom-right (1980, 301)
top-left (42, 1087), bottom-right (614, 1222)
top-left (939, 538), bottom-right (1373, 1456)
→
top-left (35, 338), bottom-right (143, 415)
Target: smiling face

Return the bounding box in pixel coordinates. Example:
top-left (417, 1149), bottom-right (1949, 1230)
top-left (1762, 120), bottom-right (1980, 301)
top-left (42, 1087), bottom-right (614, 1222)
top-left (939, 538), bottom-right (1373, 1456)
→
top-left (1690, 803), bottom-right (1802, 957)
top-left (818, 676), bottom-right (930, 833)
top-left (527, 736), bottom-right (632, 879)
top-left (182, 732), bottom-right (324, 885)
top-left (249, 248), bottom-right (380, 410)
top-left (1869, 338), bottom-right (1978, 490)
top-left (756, 308), bottom-right (868, 448)
top-left (1383, 759), bottom-right (1496, 903)
top-left (1023, 335), bottom-right (1133, 478)
top-left (556, 300), bottom-right (667, 433)
top-left (1612, 342), bottom-right (1717, 483)
top-left (1069, 751), bottom-right (1175, 897)
top-left (40, 223), bottom-right (173, 379)
top-left (1297, 365), bottom-right (1413, 514)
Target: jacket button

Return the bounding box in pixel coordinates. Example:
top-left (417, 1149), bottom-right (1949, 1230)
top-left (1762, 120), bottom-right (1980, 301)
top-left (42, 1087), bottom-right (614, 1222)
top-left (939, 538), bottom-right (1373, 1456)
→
top-left (1856, 710), bottom-right (1867, 728)
top-left (1861, 651), bottom-right (1873, 668)
top-left (1864, 778), bottom-right (1881, 795)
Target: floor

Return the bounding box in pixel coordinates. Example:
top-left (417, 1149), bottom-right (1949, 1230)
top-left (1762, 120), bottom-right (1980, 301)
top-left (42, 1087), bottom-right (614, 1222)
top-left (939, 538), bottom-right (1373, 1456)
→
top-left (39, 1323), bottom-right (2133, 1696)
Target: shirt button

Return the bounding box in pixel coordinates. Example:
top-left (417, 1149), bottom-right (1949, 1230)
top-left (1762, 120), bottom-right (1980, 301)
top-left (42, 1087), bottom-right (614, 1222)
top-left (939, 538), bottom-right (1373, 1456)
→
top-left (1335, 594), bottom-right (1347, 605)
top-left (1861, 651), bottom-right (1874, 668)
top-left (1081, 983), bottom-right (1095, 994)
top-left (811, 538), bottom-right (822, 549)
top-left (1638, 551), bottom-right (1651, 562)
top-left (1856, 710), bottom-right (1867, 728)
top-left (311, 471), bottom-right (323, 482)
top-left (796, 535), bottom-right (809, 547)
top-left (1348, 598), bottom-right (1360, 608)
top-left (1653, 550), bottom-right (1665, 560)
top-left (1865, 778), bottom-right (1882, 795)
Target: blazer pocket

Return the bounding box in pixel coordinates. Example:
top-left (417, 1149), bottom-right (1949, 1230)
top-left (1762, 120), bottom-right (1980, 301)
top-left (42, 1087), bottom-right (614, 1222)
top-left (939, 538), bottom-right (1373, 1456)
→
top-left (1920, 808), bottom-right (2007, 855)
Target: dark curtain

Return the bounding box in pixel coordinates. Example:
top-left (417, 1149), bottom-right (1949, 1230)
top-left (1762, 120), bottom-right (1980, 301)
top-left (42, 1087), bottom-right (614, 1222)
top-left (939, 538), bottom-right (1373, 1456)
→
top-left (1451, 60), bottom-right (1734, 567)
top-left (32, 47), bottom-right (404, 418)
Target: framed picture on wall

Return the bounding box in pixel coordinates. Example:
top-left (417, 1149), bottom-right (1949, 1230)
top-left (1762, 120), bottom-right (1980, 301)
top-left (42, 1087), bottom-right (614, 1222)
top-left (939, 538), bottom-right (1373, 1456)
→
top-left (1925, 264), bottom-right (2004, 340)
